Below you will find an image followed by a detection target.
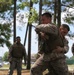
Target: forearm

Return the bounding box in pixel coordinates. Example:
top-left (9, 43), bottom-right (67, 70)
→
top-left (35, 24), bottom-right (58, 35)
top-left (53, 45), bottom-right (69, 54)
top-left (62, 46), bottom-right (69, 53)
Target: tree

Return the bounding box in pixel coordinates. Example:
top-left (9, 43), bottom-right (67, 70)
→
top-left (26, 0), bottom-right (33, 70)
top-left (0, 0), bottom-right (13, 48)
top-left (0, 0), bottom-right (74, 69)
top-left (0, 0), bottom-right (13, 13)
top-left (70, 56), bottom-right (74, 60)
top-left (61, 0), bottom-right (74, 24)
top-left (2, 51), bottom-right (9, 61)
top-left (0, 23), bottom-right (12, 48)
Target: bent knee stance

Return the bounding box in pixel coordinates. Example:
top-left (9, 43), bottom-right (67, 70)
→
top-left (31, 66), bottom-right (43, 75)
top-left (31, 67), bottom-right (38, 75)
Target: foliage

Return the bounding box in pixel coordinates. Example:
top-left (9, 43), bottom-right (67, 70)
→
top-left (0, 23), bottom-right (12, 48)
top-left (2, 51), bottom-right (9, 61)
top-left (1, 0), bottom-right (74, 26)
top-left (61, 0), bottom-right (74, 24)
top-left (2, 0), bottom-right (73, 26)
top-left (19, 1), bottom-right (30, 9)
top-left (0, 0), bottom-right (13, 48)
top-left (32, 0), bottom-right (39, 4)
top-left (66, 59), bottom-right (74, 65)
top-left (28, 8), bottom-right (38, 24)
top-left (66, 56), bottom-right (74, 65)
top-left (0, 0), bottom-right (13, 13)
top-left (18, 0), bottom-right (39, 24)
top-left (70, 56), bottom-right (74, 60)
top-left (40, 0), bottom-right (74, 25)
top-left (0, 0), bottom-right (74, 48)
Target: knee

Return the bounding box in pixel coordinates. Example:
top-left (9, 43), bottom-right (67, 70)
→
top-left (31, 67), bottom-right (35, 73)
top-left (30, 67), bottom-right (35, 75)
top-left (31, 66), bottom-right (38, 74)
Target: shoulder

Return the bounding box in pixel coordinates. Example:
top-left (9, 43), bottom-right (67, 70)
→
top-left (12, 42), bottom-right (17, 45)
top-left (10, 43), bottom-right (16, 47)
top-left (49, 23), bottom-right (57, 29)
top-left (40, 23), bottom-right (57, 30)
top-left (20, 43), bottom-right (25, 48)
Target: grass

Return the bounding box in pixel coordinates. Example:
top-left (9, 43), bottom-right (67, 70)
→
top-left (0, 64), bottom-right (74, 75)
top-left (0, 64), bottom-right (26, 70)
top-left (1, 64), bottom-right (74, 72)
top-left (0, 64), bottom-right (9, 69)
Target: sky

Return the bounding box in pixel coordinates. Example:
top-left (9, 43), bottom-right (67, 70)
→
top-left (0, 25), bottom-right (74, 58)
top-left (0, 2), bottom-right (74, 58)
top-left (0, 21), bottom-right (74, 58)
top-left (61, 12), bottom-right (74, 58)
top-left (65, 36), bottom-right (74, 58)
top-left (0, 24), bottom-right (38, 57)
top-left (0, 22), bottom-right (74, 58)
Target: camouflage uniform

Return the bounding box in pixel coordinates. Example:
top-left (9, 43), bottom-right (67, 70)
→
top-left (8, 42), bottom-right (26, 75)
top-left (30, 24), bottom-right (69, 75)
top-left (46, 37), bottom-right (69, 75)
top-left (43, 37), bottom-right (69, 61)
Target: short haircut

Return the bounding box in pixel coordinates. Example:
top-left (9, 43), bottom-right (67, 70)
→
top-left (42, 12), bottom-right (52, 18)
top-left (61, 24), bottom-right (70, 31)
top-left (16, 36), bottom-right (20, 39)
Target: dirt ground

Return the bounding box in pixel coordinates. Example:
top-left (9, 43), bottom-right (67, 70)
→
top-left (0, 69), bottom-right (47, 75)
top-left (0, 69), bottom-right (73, 75)
top-left (0, 70), bottom-right (30, 75)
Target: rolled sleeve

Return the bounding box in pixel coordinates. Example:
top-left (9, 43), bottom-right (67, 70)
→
top-left (36, 24), bottom-right (58, 35)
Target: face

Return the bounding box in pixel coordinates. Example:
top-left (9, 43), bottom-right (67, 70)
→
top-left (16, 38), bottom-right (21, 44)
top-left (59, 26), bottom-right (68, 37)
top-left (41, 15), bottom-right (51, 24)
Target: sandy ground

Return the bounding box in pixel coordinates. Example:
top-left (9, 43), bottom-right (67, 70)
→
top-left (0, 69), bottom-right (47, 75)
top-left (0, 70), bottom-right (30, 75)
top-left (0, 69), bottom-right (73, 75)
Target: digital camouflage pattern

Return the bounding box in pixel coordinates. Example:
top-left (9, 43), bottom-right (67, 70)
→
top-left (35, 24), bottom-right (58, 35)
top-left (30, 24), bottom-right (69, 75)
top-left (8, 42), bottom-right (26, 75)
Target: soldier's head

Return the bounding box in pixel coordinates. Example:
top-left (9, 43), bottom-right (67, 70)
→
top-left (16, 36), bottom-right (21, 44)
top-left (59, 24), bottom-right (70, 37)
top-left (41, 12), bottom-right (52, 24)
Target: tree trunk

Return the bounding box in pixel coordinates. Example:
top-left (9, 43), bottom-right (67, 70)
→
top-left (54, 0), bottom-right (57, 24)
top-left (39, 0), bottom-right (42, 24)
top-left (27, 24), bottom-right (32, 69)
top-left (13, 0), bottom-right (16, 42)
top-left (26, 0), bottom-right (33, 70)
top-left (38, 0), bottom-right (42, 50)
top-left (54, 0), bottom-right (61, 28)
top-left (57, 0), bottom-right (61, 28)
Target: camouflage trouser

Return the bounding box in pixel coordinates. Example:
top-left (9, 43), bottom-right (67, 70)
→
top-left (8, 58), bottom-right (22, 75)
top-left (30, 56), bottom-right (69, 75)
top-left (30, 56), bottom-right (50, 75)
top-left (46, 58), bottom-right (69, 75)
